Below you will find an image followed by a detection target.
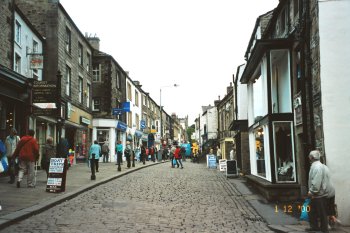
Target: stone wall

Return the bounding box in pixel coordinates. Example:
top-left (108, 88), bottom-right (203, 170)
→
top-left (0, 0), bottom-right (13, 69)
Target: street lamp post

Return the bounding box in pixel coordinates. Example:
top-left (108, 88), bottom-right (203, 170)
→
top-left (159, 84), bottom-right (178, 140)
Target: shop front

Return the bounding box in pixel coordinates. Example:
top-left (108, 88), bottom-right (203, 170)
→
top-left (241, 40), bottom-right (301, 201)
top-left (63, 105), bottom-right (92, 164)
top-left (0, 65), bottom-right (32, 139)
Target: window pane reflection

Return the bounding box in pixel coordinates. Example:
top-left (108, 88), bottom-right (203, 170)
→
top-left (273, 122), bottom-right (295, 182)
top-left (255, 127), bottom-right (266, 177)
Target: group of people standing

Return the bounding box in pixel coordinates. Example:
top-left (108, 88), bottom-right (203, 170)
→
top-left (1, 128), bottom-right (40, 188)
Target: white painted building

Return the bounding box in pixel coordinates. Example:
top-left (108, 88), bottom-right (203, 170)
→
top-left (13, 11), bottom-right (43, 80)
top-left (318, 0), bottom-right (350, 224)
top-left (125, 77), bottom-right (143, 149)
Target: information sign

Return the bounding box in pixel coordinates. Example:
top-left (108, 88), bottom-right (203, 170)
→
top-left (32, 81), bottom-right (57, 103)
top-left (208, 155), bottom-right (217, 169)
top-left (46, 158), bottom-right (68, 193)
top-left (219, 159), bottom-right (227, 172)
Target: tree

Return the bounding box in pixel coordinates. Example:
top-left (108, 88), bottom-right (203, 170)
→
top-left (186, 124), bottom-right (195, 143)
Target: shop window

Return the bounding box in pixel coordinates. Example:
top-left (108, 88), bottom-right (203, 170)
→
top-left (273, 121), bottom-right (296, 182)
top-left (271, 49), bottom-right (292, 113)
top-left (255, 126), bottom-right (266, 177)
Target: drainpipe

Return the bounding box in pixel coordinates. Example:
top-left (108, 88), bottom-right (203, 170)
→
top-left (305, 0), bottom-right (315, 150)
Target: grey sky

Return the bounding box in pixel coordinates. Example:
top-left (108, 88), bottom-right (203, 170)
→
top-left (60, 0), bottom-right (278, 123)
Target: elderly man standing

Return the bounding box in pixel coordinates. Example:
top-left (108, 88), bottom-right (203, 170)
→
top-left (307, 150), bottom-right (334, 233)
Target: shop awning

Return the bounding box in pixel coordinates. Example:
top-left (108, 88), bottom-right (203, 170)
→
top-left (228, 120), bottom-right (248, 131)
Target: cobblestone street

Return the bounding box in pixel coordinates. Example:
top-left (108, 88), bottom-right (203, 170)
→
top-left (0, 162), bottom-right (274, 233)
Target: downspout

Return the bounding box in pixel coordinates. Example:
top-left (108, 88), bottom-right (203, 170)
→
top-left (305, 0), bottom-right (315, 150)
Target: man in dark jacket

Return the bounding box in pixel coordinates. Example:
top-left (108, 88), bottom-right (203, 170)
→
top-left (13, 129), bottom-right (39, 188)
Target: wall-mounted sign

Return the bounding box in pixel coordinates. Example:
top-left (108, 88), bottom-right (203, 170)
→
top-left (32, 81), bottom-right (56, 103)
top-left (80, 116), bottom-right (91, 125)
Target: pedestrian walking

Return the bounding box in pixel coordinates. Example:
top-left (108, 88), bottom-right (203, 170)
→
top-left (102, 141), bottom-right (109, 163)
top-left (162, 145), bottom-right (168, 161)
top-left (216, 145), bottom-right (222, 163)
top-left (124, 141), bottom-right (132, 168)
top-left (88, 140), bottom-right (101, 180)
top-left (149, 146), bottom-right (155, 162)
top-left (174, 145), bottom-right (183, 169)
top-left (4, 128), bottom-right (20, 184)
top-left (140, 144), bottom-right (146, 165)
top-left (306, 150), bottom-right (334, 233)
top-left (12, 129), bottom-right (39, 188)
top-left (115, 140), bottom-right (123, 165)
top-left (170, 143), bottom-right (176, 168)
top-left (41, 137), bottom-right (56, 178)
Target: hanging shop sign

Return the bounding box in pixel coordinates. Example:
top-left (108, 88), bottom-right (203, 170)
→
top-left (30, 54), bottom-right (44, 69)
top-left (46, 158), bottom-right (68, 193)
top-left (122, 102), bottom-right (130, 112)
top-left (116, 121), bottom-right (127, 132)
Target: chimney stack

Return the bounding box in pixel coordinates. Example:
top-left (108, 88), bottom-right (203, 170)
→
top-left (86, 36), bottom-right (100, 51)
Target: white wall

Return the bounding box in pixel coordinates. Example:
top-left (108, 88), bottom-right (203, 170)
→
top-left (319, 0), bottom-right (350, 224)
top-left (14, 12), bottom-right (43, 80)
top-left (237, 64), bottom-right (248, 120)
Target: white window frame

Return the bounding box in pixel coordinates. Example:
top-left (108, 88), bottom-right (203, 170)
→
top-left (78, 77), bottom-right (83, 103)
top-left (92, 64), bottom-right (101, 82)
top-left (65, 65), bottom-right (71, 96)
top-left (65, 27), bottom-right (71, 53)
top-left (15, 20), bottom-right (21, 45)
top-left (86, 83), bottom-right (91, 108)
top-left (86, 52), bottom-right (91, 72)
top-left (92, 98), bottom-right (100, 111)
top-left (78, 43), bottom-right (83, 66)
top-left (14, 53), bottom-right (21, 73)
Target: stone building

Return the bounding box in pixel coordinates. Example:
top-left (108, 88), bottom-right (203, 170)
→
top-left (217, 83), bottom-right (234, 160)
top-left (229, 64), bottom-right (250, 175)
top-left (88, 37), bottom-right (127, 161)
top-left (16, 0), bottom-right (94, 160)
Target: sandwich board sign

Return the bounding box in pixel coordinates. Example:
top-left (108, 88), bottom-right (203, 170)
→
top-left (226, 160), bottom-right (238, 178)
top-left (219, 159), bottom-right (227, 171)
top-left (46, 158), bottom-right (68, 193)
top-left (207, 155), bottom-right (217, 169)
